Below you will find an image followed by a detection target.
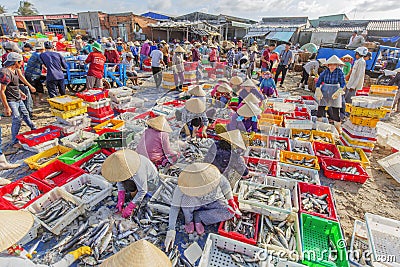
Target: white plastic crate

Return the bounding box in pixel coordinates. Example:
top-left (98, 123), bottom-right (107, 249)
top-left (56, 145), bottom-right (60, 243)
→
top-left (244, 146), bottom-right (280, 161)
top-left (258, 213), bottom-right (303, 262)
top-left (61, 174), bottom-right (112, 210)
top-left (276, 163), bottom-right (321, 185)
top-left (199, 233), bottom-right (266, 267)
top-left (18, 219), bottom-right (40, 245)
top-left (111, 95), bottom-right (132, 105)
top-left (365, 213), bottom-right (400, 266)
top-left (378, 152), bottom-right (400, 184)
top-left (86, 98), bottom-right (111, 109)
top-left (53, 118), bottom-right (91, 135)
top-left (315, 121), bottom-right (340, 140)
top-left (272, 102), bottom-right (296, 113)
top-left (349, 220), bottom-right (371, 267)
top-left (345, 121), bottom-right (377, 135)
top-left (290, 140), bottom-right (314, 156)
top-left (107, 87), bottom-right (133, 99)
top-left (61, 130), bottom-right (99, 151)
top-left (303, 100), bottom-right (318, 111)
top-left (387, 134), bottom-right (400, 151)
top-left (238, 181), bottom-right (292, 221)
top-left (27, 188), bottom-right (84, 235)
top-left (270, 126), bottom-right (291, 138)
top-left (265, 176), bottom-right (298, 212)
top-left (56, 114), bottom-right (89, 126)
top-left (232, 172), bottom-right (266, 196)
top-left (351, 96), bottom-right (386, 109)
top-left (21, 138), bottom-right (59, 153)
top-left (285, 119), bottom-right (314, 130)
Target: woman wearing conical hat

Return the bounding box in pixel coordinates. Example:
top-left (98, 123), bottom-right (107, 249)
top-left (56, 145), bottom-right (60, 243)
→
top-left (136, 115), bottom-right (180, 168)
top-left (172, 45), bottom-right (185, 91)
top-left (226, 102), bottom-right (262, 133)
top-left (210, 83), bottom-right (233, 105)
top-left (237, 78), bottom-right (264, 105)
top-left (164, 163), bottom-right (239, 252)
top-left (204, 129), bottom-right (249, 180)
top-left (0, 211), bottom-right (91, 266)
top-left (188, 85), bottom-right (206, 103)
top-left (181, 98), bottom-right (209, 140)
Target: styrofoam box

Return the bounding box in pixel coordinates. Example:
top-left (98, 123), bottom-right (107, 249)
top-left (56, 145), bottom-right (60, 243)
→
top-left (61, 174), bottom-right (112, 210)
top-left (27, 187), bottom-right (84, 235)
top-left (21, 138), bottom-right (59, 153)
top-left (365, 213), bottom-right (400, 266)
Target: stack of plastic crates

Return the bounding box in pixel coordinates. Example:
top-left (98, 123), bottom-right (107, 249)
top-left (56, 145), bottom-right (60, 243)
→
top-left (342, 96), bottom-right (390, 153)
top-left (162, 71), bottom-right (176, 90)
top-left (16, 125), bottom-right (62, 153)
top-left (49, 95), bottom-right (89, 135)
top-left (184, 62), bottom-right (198, 83)
top-left (76, 89), bottom-right (114, 125)
top-left (108, 87), bottom-right (136, 115)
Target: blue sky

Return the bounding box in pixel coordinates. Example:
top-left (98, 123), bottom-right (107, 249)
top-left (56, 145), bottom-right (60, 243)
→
top-left (3, 0), bottom-right (400, 20)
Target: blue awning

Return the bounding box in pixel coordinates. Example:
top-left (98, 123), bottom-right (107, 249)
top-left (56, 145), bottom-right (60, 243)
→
top-left (265, 31), bottom-right (294, 42)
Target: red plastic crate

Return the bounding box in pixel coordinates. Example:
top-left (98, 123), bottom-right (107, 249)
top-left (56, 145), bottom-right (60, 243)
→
top-left (73, 148), bottom-right (114, 170)
top-left (243, 156), bottom-right (278, 176)
top-left (30, 160), bottom-right (86, 187)
top-left (210, 118), bottom-right (230, 130)
top-left (162, 100), bottom-right (186, 108)
top-left (184, 62), bottom-right (199, 71)
top-left (0, 176), bottom-right (52, 210)
top-left (263, 108), bottom-right (292, 116)
top-left (298, 182), bottom-right (338, 221)
top-left (285, 111), bottom-right (311, 121)
top-left (301, 96), bottom-right (315, 101)
top-left (96, 128), bottom-right (120, 136)
top-left (114, 107), bottom-right (137, 114)
top-left (133, 111), bottom-right (157, 120)
top-left (89, 114), bottom-right (114, 124)
top-left (320, 158), bottom-right (369, 183)
top-left (295, 107), bottom-right (310, 113)
top-left (218, 198), bottom-right (260, 245)
top-left (339, 137), bottom-right (373, 154)
top-left (16, 126), bottom-right (62, 146)
top-left (0, 197), bottom-right (17, 210)
top-left (356, 87), bottom-right (370, 96)
top-left (87, 105), bottom-right (114, 118)
top-left (284, 99), bottom-right (304, 104)
top-left (76, 89), bottom-right (109, 102)
top-left (313, 141), bottom-right (341, 161)
top-left (268, 136), bottom-right (291, 151)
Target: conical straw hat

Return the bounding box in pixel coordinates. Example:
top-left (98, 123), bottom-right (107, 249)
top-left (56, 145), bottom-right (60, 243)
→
top-left (217, 84), bottom-right (233, 93)
top-left (324, 55), bottom-right (345, 66)
top-left (185, 98), bottom-right (206, 114)
top-left (252, 79), bottom-right (260, 85)
top-left (240, 79), bottom-right (256, 88)
top-left (174, 45), bottom-right (186, 53)
top-left (243, 93), bottom-right (260, 104)
top-left (146, 115), bottom-right (172, 133)
top-left (178, 163), bottom-right (221, 197)
top-left (188, 85), bottom-right (206, 97)
top-left (341, 54), bottom-right (353, 59)
top-left (100, 239), bottom-right (172, 267)
top-left (101, 149), bottom-right (141, 182)
top-left (230, 76), bottom-right (243, 85)
top-left (237, 102), bottom-right (262, 117)
top-left (218, 129), bottom-right (246, 150)
top-left (226, 42), bottom-right (235, 49)
top-left (0, 210), bottom-right (34, 251)
top-left (217, 77), bottom-right (229, 84)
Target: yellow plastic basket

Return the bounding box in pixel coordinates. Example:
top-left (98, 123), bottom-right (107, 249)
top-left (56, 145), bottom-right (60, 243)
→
top-left (342, 131), bottom-right (375, 149)
top-left (337, 145), bottom-right (370, 168)
top-left (291, 128), bottom-right (312, 141)
top-left (350, 106), bottom-right (390, 119)
top-left (51, 106), bottom-right (87, 119)
top-left (311, 130), bottom-right (334, 144)
top-left (93, 119), bottom-right (124, 133)
top-left (280, 150), bottom-right (320, 170)
top-left (47, 95), bottom-right (83, 111)
top-left (345, 103), bottom-right (352, 113)
top-left (24, 145), bottom-right (72, 170)
top-left (349, 115), bottom-right (380, 127)
top-left (259, 114), bottom-right (283, 126)
top-left (369, 85), bottom-right (398, 97)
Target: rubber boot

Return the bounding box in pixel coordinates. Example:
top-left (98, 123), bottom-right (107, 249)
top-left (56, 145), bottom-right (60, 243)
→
top-left (195, 222), bottom-right (205, 235)
top-left (334, 121), bottom-right (342, 135)
top-left (184, 222), bottom-right (194, 234)
top-left (0, 154), bottom-right (20, 170)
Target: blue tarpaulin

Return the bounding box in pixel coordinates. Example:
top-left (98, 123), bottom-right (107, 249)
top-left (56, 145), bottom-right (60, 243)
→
top-left (381, 36), bottom-right (400, 43)
top-left (265, 31), bottom-right (294, 42)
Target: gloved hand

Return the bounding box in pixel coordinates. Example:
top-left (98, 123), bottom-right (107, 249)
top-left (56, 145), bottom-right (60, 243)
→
top-left (201, 127), bottom-right (208, 138)
top-left (315, 87), bottom-right (323, 101)
top-left (122, 202), bottom-right (136, 218)
top-left (227, 198), bottom-right (242, 218)
top-left (116, 190), bottom-right (125, 212)
top-left (164, 230), bottom-right (176, 252)
top-left (332, 88), bottom-right (345, 100)
top-left (68, 246), bottom-right (92, 260)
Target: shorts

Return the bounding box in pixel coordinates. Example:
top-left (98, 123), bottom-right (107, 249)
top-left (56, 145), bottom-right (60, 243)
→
top-left (86, 76), bottom-right (103, 89)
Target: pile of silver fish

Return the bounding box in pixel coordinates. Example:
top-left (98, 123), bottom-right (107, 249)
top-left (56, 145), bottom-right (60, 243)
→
top-left (34, 199), bottom-right (76, 227)
top-left (79, 153), bottom-right (109, 174)
top-left (2, 182), bottom-right (40, 208)
top-left (270, 130), bottom-right (290, 138)
top-left (313, 135), bottom-right (331, 143)
top-left (148, 178), bottom-right (178, 214)
top-left (182, 139), bottom-right (213, 163)
top-left (250, 139), bottom-right (266, 147)
top-left (317, 149), bottom-right (335, 158)
top-left (292, 132), bottom-right (311, 140)
top-left (340, 150), bottom-right (361, 160)
top-left (168, 245), bottom-right (194, 267)
top-left (70, 184), bottom-right (103, 199)
top-left (161, 165), bottom-right (183, 177)
top-left (286, 157), bottom-right (315, 168)
top-left (279, 170), bottom-right (313, 183)
top-left (269, 140), bottom-right (288, 150)
top-left (248, 148), bottom-right (276, 160)
top-left (247, 162), bottom-right (274, 176)
top-left (43, 171), bottom-right (63, 186)
top-left (242, 185), bottom-right (287, 209)
top-left (36, 152), bottom-right (61, 165)
top-left (291, 146), bottom-right (310, 154)
top-left (326, 165), bottom-right (360, 175)
top-left (223, 212), bottom-right (257, 239)
top-left (258, 216), bottom-right (297, 256)
top-left (301, 192), bottom-right (329, 216)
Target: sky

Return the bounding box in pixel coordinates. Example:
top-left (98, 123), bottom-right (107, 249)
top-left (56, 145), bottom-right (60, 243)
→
top-left (3, 0), bottom-right (400, 20)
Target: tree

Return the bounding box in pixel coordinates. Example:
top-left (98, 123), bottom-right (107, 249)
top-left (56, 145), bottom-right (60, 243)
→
top-left (0, 5), bottom-right (6, 14)
top-left (17, 1), bottom-right (38, 16)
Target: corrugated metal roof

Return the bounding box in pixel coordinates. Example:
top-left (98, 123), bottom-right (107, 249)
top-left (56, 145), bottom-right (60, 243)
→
top-left (258, 22), bottom-right (307, 28)
top-left (367, 20), bottom-right (400, 31)
top-left (302, 26), bottom-right (365, 33)
top-left (265, 31), bottom-right (294, 42)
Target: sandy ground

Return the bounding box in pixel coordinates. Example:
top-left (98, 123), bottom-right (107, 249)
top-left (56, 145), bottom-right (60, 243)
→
top-left (1, 70), bottom-right (399, 244)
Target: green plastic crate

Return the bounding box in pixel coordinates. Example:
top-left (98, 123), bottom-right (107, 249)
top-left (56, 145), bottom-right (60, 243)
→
top-left (58, 145), bottom-right (100, 165)
top-left (230, 97), bottom-right (239, 103)
top-left (301, 213), bottom-right (349, 267)
top-left (94, 131), bottom-right (134, 148)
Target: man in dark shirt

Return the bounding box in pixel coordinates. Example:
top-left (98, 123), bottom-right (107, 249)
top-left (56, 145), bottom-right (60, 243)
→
top-left (40, 41), bottom-right (67, 98)
top-left (274, 42), bottom-right (293, 87)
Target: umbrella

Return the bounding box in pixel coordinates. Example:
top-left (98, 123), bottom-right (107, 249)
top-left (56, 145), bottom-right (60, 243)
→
top-left (301, 43), bottom-right (318, 54)
top-left (273, 44), bottom-right (285, 54)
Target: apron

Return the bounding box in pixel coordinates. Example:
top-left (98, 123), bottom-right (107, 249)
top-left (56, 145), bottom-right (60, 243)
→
top-left (317, 83), bottom-right (342, 108)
